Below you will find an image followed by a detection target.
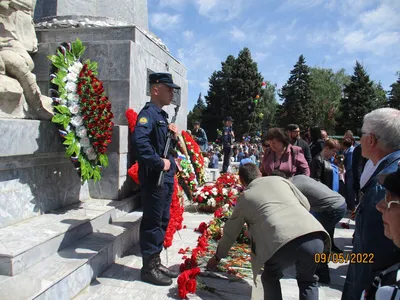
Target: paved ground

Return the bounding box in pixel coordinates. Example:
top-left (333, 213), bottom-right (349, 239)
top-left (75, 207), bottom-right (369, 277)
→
top-left (75, 211), bottom-right (354, 299)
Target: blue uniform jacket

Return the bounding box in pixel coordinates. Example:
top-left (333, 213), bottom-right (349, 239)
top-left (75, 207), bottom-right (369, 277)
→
top-left (132, 102), bottom-right (176, 185)
top-left (222, 126), bottom-right (233, 148)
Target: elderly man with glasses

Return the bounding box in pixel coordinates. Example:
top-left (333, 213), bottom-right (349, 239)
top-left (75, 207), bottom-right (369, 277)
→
top-left (342, 108), bottom-right (400, 300)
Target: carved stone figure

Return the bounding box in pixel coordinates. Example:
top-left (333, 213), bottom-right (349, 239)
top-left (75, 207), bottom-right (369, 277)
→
top-left (0, 0), bottom-right (52, 120)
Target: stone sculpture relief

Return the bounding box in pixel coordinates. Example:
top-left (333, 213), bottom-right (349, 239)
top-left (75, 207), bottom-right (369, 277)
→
top-left (0, 0), bottom-right (52, 120)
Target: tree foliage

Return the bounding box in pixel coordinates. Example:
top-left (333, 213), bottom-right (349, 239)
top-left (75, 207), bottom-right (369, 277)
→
top-left (202, 48), bottom-right (264, 141)
top-left (309, 67), bottom-right (350, 134)
top-left (279, 55), bottom-right (313, 130)
top-left (187, 93), bottom-right (206, 130)
top-left (337, 61), bottom-right (376, 134)
top-left (388, 73), bottom-right (400, 109)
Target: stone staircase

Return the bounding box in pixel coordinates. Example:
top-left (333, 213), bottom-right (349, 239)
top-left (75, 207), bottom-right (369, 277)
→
top-left (0, 195), bottom-right (142, 300)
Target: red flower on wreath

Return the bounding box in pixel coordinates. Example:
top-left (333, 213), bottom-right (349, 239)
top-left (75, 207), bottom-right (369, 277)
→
top-left (78, 64), bottom-right (114, 155)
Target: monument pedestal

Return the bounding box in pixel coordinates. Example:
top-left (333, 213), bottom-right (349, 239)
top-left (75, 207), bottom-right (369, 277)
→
top-left (32, 25), bottom-right (187, 203)
top-left (0, 119), bottom-right (89, 228)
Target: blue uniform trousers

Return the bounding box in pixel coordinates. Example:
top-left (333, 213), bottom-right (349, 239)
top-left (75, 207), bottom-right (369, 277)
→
top-left (140, 182), bottom-right (174, 257)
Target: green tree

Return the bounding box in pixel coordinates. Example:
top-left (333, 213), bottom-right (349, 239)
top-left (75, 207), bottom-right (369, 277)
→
top-left (309, 67), bottom-right (350, 134)
top-left (372, 82), bottom-right (388, 109)
top-left (202, 48), bottom-right (264, 141)
top-left (388, 73), bottom-right (400, 109)
top-left (337, 61), bottom-right (376, 134)
top-left (259, 81), bottom-right (278, 133)
top-left (187, 93), bottom-right (206, 129)
top-left (279, 55), bottom-right (313, 129)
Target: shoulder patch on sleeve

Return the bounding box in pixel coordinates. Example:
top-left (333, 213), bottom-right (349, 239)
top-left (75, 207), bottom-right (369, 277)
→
top-left (139, 117), bottom-right (148, 125)
top-left (224, 131), bottom-right (228, 135)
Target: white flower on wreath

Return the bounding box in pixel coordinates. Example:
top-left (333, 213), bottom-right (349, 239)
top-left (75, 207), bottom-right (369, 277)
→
top-left (71, 115), bottom-right (83, 127)
top-left (207, 198), bottom-right (216, 207)
top-left (212, 187), bottom-right (217, 196)
top-left (80, 137), bottom-right (91, 148)
top-left (65, 82), bottom-right (77, 93)
top-left (222, 203), bottom-right (229, 213)
top-left (67, 93), bottom-right (79, 103)
top-left (222, 188), bottom-right (228, 195)
top-left (231, 188), bottom-right (238, 195)
top-left (68, 62), bottom-right (83, 75)
top-left (205, 192), bottom-right (209, 196)
top-left (66, 72), bottom-right (78, 83)
top-left (76, 126), bottom-right (87, 138)
top-left (69, 104), bottom-right (80, 115)
top-left (85, 146), bottom-right (97, 161)
top-left (200, 193), bottom-right (205, 198)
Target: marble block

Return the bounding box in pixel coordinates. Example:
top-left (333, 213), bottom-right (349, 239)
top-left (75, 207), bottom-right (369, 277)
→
top-left (0, 196), bottom-right (139, 276)
top-left (0, 211), bottom-right (142, 300)
top-left (34, 26), bottom-right (188, 132)
top-left (34, 0), bottom-right (149, 30)
top-left (0, 119), bottom-right (89, 229)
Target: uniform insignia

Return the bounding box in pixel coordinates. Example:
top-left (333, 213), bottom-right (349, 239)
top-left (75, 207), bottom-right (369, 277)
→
top-left (224, 132), bottom-right (228, 135)
top-left (139, 117), bottom-right (148, 124)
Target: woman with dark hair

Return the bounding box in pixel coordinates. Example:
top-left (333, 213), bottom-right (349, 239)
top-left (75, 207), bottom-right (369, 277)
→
top-left (309, 126), bottom-right (325, 159)
top-left (260, 128), bottom-right (310, 178)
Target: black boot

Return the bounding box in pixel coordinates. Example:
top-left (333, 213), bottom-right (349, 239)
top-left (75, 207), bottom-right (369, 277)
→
top-left (155, 253), bottom-right (180, 278)
top-left (141, 255), bottom-right (173, 286)
top-left (315, 262), bottom-right (331, 284)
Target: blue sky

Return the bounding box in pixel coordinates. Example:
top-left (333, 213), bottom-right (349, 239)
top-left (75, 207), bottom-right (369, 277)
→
top-left (148, 0), bottom-right (400, 111)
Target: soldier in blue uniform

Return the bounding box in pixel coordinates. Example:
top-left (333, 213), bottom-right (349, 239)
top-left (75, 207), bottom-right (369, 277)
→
top-left (222, 116), bottom-right (234, 173)
top-left (132, 73), bottom-right (180, 286)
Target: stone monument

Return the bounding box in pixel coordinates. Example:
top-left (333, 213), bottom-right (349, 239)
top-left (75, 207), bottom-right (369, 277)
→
top-left (0, 0), bottom-right (53, 119)
top-left (0, 0), bottom-right (188, 228)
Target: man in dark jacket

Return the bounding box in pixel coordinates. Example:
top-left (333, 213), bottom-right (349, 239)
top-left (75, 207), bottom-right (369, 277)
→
top-left (192, 121), bottom-right (208, 152)
top-left (286, 124), bottom-right (312, 165)
top-left (342, 108), bottom-right (400, 300)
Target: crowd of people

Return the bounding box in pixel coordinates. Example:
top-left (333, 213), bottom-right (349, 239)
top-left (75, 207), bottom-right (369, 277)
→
top-left (133, 72), bottom-right (400, 300)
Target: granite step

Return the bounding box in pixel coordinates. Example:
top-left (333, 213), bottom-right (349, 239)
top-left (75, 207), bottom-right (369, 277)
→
top-left (0, 210), bottom-right (142, 300)
top-left (0, 195), bottom-right (140, 276)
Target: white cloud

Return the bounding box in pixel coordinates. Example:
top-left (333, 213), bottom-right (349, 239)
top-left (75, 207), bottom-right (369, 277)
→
top-left (230, 26), bottom-right (246, 42)
top-left (253, 52), bottom-right (270, 62)
top-left (360, 3), bottom-right (400, 31)
top-left (159, 0), bottom-right (187, 8)
top-left (150, 13), bottom-right (182, 31)
top-left (278, 0), bottom-right (324, 11)
top-left (176, 39), bottom-right (220, 72)
top-left (193, 0), bottom-right (250, 22)
top-left (183, 30), bottom-right (194, 40)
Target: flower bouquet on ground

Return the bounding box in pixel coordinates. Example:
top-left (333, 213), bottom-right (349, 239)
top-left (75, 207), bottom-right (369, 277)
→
top-left (182, 130), bottom-right (205, 185)
top-left (192, 176), bottom-right (243, 212)
top-left (48, 39), bottom-right (113, 183)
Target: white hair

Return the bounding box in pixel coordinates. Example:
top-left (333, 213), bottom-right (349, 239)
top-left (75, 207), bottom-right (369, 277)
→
top-left (362, 108), bottom-right (400, 150)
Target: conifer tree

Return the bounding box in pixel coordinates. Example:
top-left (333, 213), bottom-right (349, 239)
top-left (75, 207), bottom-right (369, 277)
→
top-left (388, 74), bottom-right (400, 109)
top-left (187, 93), bottom-right (206, 129)
top-left (202, 48), bottom-right (264, 140)
top-left (337, 61), bottom-right (376, 134)
top-left (279, 55), bottom-right (313, 129)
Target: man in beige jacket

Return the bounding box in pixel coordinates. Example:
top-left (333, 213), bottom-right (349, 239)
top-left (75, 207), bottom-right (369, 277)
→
top-left (207, 163), bottom-right (330, 300)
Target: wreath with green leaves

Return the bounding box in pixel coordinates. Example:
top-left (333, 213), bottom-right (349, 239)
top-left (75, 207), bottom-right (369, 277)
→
top-left (48, 39), bottom-right (114, 183)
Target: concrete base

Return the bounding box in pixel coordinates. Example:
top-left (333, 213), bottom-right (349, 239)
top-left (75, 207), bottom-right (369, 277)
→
top-left (0, 197), bottom-right (142, 300)
top-left (0, 119), bottom-right (89, 229)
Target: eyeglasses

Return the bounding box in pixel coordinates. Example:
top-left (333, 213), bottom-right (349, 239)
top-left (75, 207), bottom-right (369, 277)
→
top-left (384, 193), bottom-right (400, 210)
